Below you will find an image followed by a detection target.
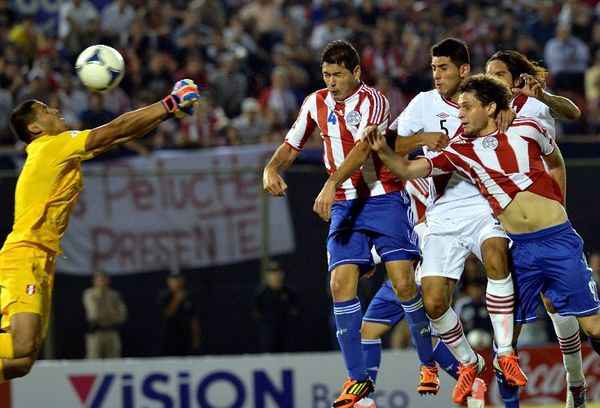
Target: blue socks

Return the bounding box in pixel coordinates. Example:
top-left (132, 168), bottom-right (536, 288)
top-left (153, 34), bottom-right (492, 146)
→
top-left (433, 340), bottom-right (459, 379)
top-left (334, 298), bottom-right (368, 380)
top-left (400, 294), bottom-right (435, 367)
top-left (494, 342), bottom-right (519, 408)
top-left (362, 339), bottom-right (382, 382)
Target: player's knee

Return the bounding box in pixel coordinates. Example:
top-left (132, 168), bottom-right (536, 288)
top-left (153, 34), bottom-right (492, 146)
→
top-left (583, 324), bottom-right (600, 340)
top-left (329, 276), bottom-right (353, 300)
top-left (423, 297), bottom-right (448, 320)
top-left (578, 314), bottom-right (600, 339)
top-left (390, 278), bottom-right (417, 301)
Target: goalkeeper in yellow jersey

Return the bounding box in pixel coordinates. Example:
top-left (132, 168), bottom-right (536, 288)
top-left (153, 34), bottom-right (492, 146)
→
top-left (0, 79), bottom-right (199, 381)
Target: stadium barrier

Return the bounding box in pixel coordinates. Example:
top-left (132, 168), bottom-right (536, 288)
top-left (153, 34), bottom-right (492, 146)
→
top-left (1, 345), bottom-right (598, 407)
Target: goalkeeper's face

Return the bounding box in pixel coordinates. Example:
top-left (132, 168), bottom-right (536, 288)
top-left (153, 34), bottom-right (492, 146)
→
top-left (31, 101), bottom-right (67, 136)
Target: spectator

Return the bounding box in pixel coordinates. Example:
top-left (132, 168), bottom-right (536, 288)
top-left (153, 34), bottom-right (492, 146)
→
top-left (231, 97), bottom-right (271, 145)
top-left (239, 0), bottom-right (284, 49)
top-left (141, 52), bottom-right (175, 100)
top-left (100, 0), bottom-right (136, 43)
top-left (209, 53), bottom-right (247, 118)
top-left (158, 269), bottom-right (201, 356)
top-left (8, 14), bottom-right (45, 63)
top-left (258, 67), bottom-right (298, 128)
top-left (189, 0), bottom-right (227, 31)
top-left (544, 23), bottom-right (590, 94)
top-left (174, 54), bottom-right (208, 90)
top-left (252, 261), bottom-right (298, 353)
top-left (16, 68), bottom-right (52, 104)
top-left (528, 0), bottom-right (557, 48)
top-left (374, 75), bottom-right (406, 120)
top-left (361, 30), bottom-right (403, 84)
top-left (169, 94), bottom-right (229, 148)
top-left (79, 93), bottom-right (115, 129)
top-left (0, 73), bottom-right (13, 144)
top-left (0, 0), bottom-right (16, 32)
top-left (82, 271), bottom-right (128, 359)
top-left (310, 9), bottom-right (350, 52)
top-left (585, 50), bottom-right (600, 104)
top-left (172, 11), bottom-right (212, 51)
top-left (58, 0), bottom-right (100, 56)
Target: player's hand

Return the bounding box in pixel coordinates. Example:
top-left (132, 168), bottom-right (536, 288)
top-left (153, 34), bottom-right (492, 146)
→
top-left (161, 79), bottom-right (200, 116)
top-left (496, 107), bottom-right (516, 132)
top-left (364, 125), bottom-right (388, 152)
top-left (513, 73), bottom-right (544, 100)
top-left (313, 179), bottom-right (336, 222)
top-left (263, 168), bottom-right (287, 196)
top-left (420, 132), bottom-right (449, 151)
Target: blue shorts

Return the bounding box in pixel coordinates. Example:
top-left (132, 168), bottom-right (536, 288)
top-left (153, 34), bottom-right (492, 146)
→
top-left (363, 280), bottom-right (405, 326)
top-left (327, 190), bottom-right (420, 273)
top-left (510, 221), bottom-right (600, 324)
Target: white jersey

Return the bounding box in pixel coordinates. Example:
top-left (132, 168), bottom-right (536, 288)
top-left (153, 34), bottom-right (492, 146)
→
top-left (393, 89), bottom-right (492, 219)
top-left (512, 94), bottom-right (556, 139)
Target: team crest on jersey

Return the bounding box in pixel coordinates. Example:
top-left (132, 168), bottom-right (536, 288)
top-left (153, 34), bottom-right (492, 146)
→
top-left (436, 112), bottom-right (449, 118)
top-left (26, 284), bottom-right (36, 296)
top-left (345, 111), bottom-right (361, 125)
top-left (482, 136), bottom-right (498, 150)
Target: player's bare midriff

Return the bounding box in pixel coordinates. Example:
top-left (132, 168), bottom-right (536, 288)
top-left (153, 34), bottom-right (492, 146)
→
top-left (497, 191), bottom-right (568, 234)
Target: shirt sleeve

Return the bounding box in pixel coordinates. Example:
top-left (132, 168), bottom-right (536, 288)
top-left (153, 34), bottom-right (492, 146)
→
top-left (534, 125), bottom-right (555, 156)
top-left (425, 152), bottom-right (455, 176)
top-left (51, 130), bottom-right (95, 162)
top-left (395, 92), bottom-right (425, 137)
top-left (284, 94), bottom-right (317, 151)
top-left (538, 103), bottom-right (557, 139)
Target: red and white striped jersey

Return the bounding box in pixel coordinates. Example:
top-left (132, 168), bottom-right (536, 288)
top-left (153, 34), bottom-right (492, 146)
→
top-left (427, 117), bottom-right (563, 215)
top-left (393, 89), bottom-right (493, 218)
top-left (285, 82), bottom-right (402, 200)
top-left (512, 94), bottom-right (556, 139)
top-left (405, 179), bottom-right (429, 220)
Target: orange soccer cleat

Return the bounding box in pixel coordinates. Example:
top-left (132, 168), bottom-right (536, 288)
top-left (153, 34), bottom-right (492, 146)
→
top-left (331, 378), bottom-right (375, 408)
top-left (452, 354), bottom-right (486, 403)
top-left (494, 352), bottom-right (528, 387)
top-left (417, 365), bottom-right (440, 395)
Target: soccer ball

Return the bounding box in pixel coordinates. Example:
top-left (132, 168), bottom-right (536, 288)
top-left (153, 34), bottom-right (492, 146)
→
top-left (467, 329), bottom-right (492, 349)
top-left (75, 45), bottom-right (125, 92)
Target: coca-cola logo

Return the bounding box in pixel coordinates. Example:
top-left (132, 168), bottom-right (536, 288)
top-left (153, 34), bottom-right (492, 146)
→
top-left (481, 345), bottom-right (600, 405)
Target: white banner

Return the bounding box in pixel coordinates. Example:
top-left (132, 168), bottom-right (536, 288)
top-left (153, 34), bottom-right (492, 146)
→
top-left (10, 351), bottom-right (455, 408)
top-left (53, 145), bottom-right (295, 275)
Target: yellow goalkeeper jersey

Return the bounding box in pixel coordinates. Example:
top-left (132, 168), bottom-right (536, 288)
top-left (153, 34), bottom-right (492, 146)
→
top-left (3, 129), bottom-right (94, 254)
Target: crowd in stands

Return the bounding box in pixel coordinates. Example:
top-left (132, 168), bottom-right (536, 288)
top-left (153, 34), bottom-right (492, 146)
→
top-left (1, 0), bottom-right (600, 152)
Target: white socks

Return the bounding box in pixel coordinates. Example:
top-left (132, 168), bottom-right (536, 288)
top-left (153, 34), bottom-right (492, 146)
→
top-left (430, 308), bottom-right (477, 365)
top-left (486, 274), bottom-right (515, 355)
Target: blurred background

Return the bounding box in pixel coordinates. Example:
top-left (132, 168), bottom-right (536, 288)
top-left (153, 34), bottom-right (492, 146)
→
top-left (1, 0), bottom-right (600, 406)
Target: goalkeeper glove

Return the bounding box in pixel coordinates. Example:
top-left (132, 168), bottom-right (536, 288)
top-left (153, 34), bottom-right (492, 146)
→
top-left (161, 79), bottom-right (200, 118)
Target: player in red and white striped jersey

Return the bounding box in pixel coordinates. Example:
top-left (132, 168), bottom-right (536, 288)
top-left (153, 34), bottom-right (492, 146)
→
top-left (263, 40), bottom-right (424, 408)
top-left (385, 39), bottom-right (523, 404)
top-left (486, 50), bottom-right (587, 408)
top-left (365, 74), bottom-right (600, 402)
top-left (284, 72), bottom-right (398, 201)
